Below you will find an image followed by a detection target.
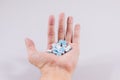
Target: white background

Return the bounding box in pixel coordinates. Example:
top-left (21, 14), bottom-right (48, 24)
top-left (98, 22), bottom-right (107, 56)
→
top-left (0, 0), bottom-right (120, 80)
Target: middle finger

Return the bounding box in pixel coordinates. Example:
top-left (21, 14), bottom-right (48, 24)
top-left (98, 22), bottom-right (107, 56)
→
top-left (58, 13), bottom-right (65, 41)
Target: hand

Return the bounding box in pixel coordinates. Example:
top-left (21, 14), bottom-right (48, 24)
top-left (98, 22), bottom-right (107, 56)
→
top-left (25, 13), bottom-right (80, 80)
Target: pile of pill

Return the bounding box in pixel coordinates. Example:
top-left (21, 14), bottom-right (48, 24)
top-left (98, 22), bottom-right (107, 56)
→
top-left (47, 40), bottom-right (72, 56)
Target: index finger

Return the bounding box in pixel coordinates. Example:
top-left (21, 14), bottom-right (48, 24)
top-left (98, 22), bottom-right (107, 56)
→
top-left (47, 15), bottom-right (55, 49)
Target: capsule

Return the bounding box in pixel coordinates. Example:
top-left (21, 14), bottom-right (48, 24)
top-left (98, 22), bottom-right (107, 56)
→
top-left (65, 45), bottom-right (72, 52)
top-left (47, 50), bottom-right (52, 53)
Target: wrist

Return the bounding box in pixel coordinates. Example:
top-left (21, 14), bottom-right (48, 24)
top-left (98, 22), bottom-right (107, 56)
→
top-left (40, 67), bottom-right (72, 80)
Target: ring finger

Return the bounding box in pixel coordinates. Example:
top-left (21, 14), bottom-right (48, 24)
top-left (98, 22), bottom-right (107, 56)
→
top-left (58, 13), bottom-right (65, 41)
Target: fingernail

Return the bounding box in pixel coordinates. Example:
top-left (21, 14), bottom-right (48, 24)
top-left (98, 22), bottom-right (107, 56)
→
top-left (59, 13), bottom-right (65, 20)
top-left (25, 38), bottom-right (33, 47)
top-left (60, 13), bottom-right (65, 17)
top-left (68, 16), bottom-right (73, 23)
top-left (49, 15), bottom-right (54, 25)
top-left (75, 24), bottom-right (80, 31)
top-left (25, 38), bottom-right (30, 43)
top-left (25, 38), bottom-right (32, 46)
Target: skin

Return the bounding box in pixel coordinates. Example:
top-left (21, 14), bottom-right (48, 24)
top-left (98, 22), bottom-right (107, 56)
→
top-left (25, 13), bottom-right (80, 80)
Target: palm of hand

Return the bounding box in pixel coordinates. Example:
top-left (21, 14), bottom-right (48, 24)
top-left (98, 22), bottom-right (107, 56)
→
top-left (25, 13), bottom-right (80, 74)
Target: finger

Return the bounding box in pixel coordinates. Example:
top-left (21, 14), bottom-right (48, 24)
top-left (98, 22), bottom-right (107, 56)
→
top-left (65, 16), bottom-right (73, 43)
top-left (73, 24), bottom-right (80, 44)
top-left (58, 13), bottom-right (65, 40)
top-left (47, 15), bottom-right (55, 49)
top-left (25, 38), bottom-right (37, 56)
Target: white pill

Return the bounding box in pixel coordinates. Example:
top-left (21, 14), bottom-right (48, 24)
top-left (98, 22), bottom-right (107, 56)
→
top-left (47, 50), bottom-right (52, 53)
top-left (56, 44), bottom-right (61, 49)
top-left (52, 43), bottom-right (56, 47)
top-left (65, 45), bottom-right (72, 52)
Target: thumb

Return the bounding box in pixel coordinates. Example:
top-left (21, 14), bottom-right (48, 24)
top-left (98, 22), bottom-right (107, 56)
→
top-left (25, 38), bottom-right (37, 56)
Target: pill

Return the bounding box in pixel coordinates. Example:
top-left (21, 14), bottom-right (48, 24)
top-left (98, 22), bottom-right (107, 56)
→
top-left (47, 40), bottom-right (72, 56)
top-left (65, 45), bottom-right (72, 52)
top-left (47, 50), bottom-right (52, 53)
top-left (58, 40), bottom-right (67, 46)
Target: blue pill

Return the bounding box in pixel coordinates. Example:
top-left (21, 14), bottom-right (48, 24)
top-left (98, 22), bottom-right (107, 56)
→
top-left (49, 40), bottom-right (72, 56)
top-left (58, 40), bottom-right (67, 46)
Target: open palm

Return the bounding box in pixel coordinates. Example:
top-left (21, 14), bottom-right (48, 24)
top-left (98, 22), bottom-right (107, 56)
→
top-left (25, 13), bottom-right (80, 74)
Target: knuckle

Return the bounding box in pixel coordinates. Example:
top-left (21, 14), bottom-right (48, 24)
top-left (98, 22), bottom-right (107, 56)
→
top-left (58, 27), bottom-right (64, 33)
top-left (58, 35), bottom-right (64, 39)
top-left (28, 55), bottom-right (34, 64)
top-left (48, 31), bottom-right (54, 36)
top-left (66, 36), bottom-right (70, 41)
top-left (66, 31), bottom-right (72, 36)
top-left (74, 34), bottom-right (78, 38)
top-left (76, 26), bottom-right (80, 30)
